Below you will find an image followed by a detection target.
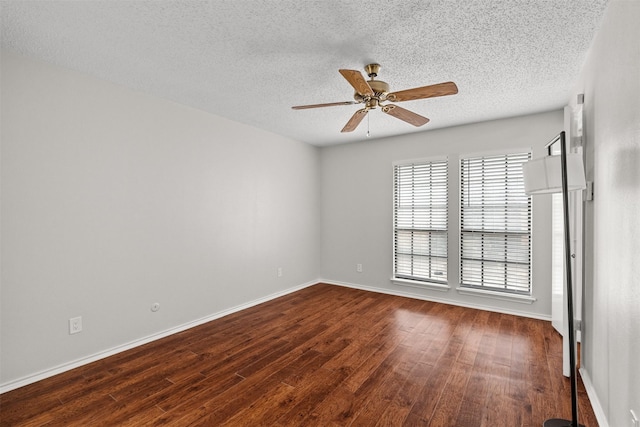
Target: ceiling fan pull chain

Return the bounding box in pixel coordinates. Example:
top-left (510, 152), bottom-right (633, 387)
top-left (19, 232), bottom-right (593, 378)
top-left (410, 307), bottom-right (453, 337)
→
top-left (367, 113), bottom-right (370, 137)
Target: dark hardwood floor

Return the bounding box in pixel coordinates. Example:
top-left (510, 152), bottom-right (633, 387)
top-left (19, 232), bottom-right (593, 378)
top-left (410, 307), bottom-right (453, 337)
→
top-left (0, 283), bottom-right (598, 426)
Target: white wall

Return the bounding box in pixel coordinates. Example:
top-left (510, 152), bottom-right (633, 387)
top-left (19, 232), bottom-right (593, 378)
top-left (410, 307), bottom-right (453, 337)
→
top-left (0, 51), bottom-right (320, 388)
top-left (571, 1), bottom-right (640, 426)
top-left (319, 110), bottom-right (563, 319)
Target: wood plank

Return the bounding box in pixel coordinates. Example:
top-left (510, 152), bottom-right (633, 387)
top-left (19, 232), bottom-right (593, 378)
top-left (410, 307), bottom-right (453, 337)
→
top-left (375, 361), bottom-right (434, 426)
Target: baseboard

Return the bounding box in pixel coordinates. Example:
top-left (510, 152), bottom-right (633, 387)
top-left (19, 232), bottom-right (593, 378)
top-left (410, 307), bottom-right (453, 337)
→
top-left (579, 367), bottom-right (609, 427)
top-left (320, 278), bottom-right (551, 321)
top-left (0, 280), bottom-right (318, 394)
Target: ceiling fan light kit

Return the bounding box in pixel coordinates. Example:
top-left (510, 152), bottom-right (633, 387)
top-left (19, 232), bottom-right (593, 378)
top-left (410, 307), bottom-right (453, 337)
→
top-left (292, 63), bottom-right (458, 133)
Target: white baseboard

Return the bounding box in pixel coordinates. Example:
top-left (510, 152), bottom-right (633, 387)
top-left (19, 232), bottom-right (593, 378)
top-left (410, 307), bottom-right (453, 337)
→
top-left (0, 280), bottom-right (318, 394)
top-left (579, 367), bottom-right (609, 427)
top-left (320, 278), bottom-right (551, 321)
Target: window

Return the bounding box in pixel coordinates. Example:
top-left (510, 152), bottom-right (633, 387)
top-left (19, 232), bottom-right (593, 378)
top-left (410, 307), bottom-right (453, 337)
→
top-left (393, 160), bottom-right (447, 284)
top-left (460, 152), bottom-right (532, 294)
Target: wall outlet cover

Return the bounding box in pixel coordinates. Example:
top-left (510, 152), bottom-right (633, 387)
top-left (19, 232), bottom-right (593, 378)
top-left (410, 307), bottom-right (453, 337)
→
top-left (69, 316), bottom-right (82, 334)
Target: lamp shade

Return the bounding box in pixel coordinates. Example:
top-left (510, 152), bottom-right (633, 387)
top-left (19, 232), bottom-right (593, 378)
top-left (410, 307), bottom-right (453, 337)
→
top-left (522, 153), bottom-right (586, 195)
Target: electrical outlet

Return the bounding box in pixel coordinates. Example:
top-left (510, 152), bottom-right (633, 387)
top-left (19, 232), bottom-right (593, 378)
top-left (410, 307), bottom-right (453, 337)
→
top-left (69, 316), bottom-right (82, 334)
top-left (356, 263), bottom-right (363, 273)
top-left (277, 267), bottom-right (283, 277)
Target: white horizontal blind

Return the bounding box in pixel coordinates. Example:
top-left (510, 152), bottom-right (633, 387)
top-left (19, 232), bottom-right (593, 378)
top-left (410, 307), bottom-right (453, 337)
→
top-left (394, 160), bottom-right (447, 283)
top-left (460, 153), bottom-right (532, 294)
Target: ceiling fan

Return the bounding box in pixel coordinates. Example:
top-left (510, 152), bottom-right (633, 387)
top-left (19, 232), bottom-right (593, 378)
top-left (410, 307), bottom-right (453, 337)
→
top-left (292, 63), bottom-right (458, 133)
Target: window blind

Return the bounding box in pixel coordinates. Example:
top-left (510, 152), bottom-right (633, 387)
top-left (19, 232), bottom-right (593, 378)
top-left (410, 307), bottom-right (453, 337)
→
top-left (460, 153), bottom-right (532, 294)
top-left (394, 160), bottom-right (447, 283)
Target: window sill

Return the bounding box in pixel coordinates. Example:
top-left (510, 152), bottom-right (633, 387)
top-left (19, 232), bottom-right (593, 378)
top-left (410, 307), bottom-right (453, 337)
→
top-left (391, 278), bottom-right (450, 292)
top-left (456, 286), bottom-right (537, 304)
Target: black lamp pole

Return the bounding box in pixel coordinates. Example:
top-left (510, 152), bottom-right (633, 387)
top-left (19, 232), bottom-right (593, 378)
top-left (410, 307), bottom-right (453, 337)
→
top-left (543, 131), bottom-right (583, 427)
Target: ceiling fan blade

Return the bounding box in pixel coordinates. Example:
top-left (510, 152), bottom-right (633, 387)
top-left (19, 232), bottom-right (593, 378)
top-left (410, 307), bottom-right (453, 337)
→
top-left (292, 101), bottom-right (357, 110)
top-left (381, 104), bottom-right (430, 127)
top-left (339, 69), bottom-right (374, 97)
top-left (341, 108), bottom-right (368, 133)
top-left (386, 81), bottom-right (458, 102)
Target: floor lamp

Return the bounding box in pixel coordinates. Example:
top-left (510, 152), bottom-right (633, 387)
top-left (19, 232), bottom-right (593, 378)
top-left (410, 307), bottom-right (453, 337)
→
top-left (522, 131), bottom-right (586, 427)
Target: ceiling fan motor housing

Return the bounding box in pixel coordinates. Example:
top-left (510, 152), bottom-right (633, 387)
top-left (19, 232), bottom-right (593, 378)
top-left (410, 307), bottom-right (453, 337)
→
top-left (354, 80), bottom-right (389, 108)
top-left (368, 80), bottom-right (389, 95)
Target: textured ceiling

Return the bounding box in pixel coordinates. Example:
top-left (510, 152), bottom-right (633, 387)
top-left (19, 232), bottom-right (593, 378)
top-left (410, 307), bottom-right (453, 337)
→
top-left (1, 0), bottom-right (609, 146)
